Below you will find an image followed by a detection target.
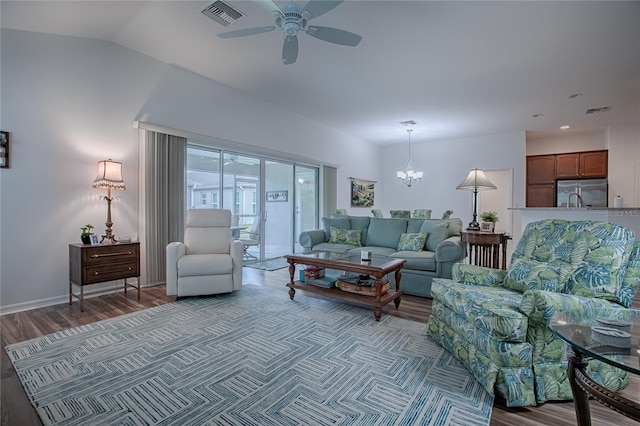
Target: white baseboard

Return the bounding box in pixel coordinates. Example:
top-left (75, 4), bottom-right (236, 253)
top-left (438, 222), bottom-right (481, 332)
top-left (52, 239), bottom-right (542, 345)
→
top-left (0, 282), bottom-right (164, 316)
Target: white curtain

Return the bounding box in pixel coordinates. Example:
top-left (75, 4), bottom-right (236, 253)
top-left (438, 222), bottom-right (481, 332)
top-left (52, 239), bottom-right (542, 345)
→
top-left (145, 131), bottom-right (186, 285)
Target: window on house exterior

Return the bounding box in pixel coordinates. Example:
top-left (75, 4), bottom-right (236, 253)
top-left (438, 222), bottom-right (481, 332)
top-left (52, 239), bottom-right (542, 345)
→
top-left (201, 193), bottom-right (207, 206)
top-left (252, 191), bottom-right (257, 214)
top-left (212, 192), bottom-right (219, 208)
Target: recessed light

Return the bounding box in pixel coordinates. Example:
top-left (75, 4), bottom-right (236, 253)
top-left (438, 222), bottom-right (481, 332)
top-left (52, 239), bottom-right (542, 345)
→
top-left (569, 94), bottom-right (583, 99)
top-left (532, 114), bottom-right (543, 118)
top-left (560, 125), bottom-right (570, 130)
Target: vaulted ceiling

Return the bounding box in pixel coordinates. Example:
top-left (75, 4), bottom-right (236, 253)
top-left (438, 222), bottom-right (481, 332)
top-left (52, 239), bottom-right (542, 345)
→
top-left (2, 1), bottom-right (639, 145)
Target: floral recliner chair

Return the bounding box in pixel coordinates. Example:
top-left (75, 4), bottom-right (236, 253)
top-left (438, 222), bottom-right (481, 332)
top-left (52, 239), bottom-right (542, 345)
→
top-left (427, 219), bottom-right (639, 407)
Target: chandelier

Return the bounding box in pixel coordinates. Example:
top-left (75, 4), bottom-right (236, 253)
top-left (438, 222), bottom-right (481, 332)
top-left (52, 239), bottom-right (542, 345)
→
top-left (396, 129), bottom-right (423, 187)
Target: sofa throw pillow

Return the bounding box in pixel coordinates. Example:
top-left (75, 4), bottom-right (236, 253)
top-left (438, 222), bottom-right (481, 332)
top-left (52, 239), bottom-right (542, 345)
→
top-left (329, 227), bottom-right (362, 246)
top-left (322, 217), bottom-right (350, 241)
top-left (419, 220), bottom-right (450, 251)
top-left (397, 232), bottom-right (428, 251)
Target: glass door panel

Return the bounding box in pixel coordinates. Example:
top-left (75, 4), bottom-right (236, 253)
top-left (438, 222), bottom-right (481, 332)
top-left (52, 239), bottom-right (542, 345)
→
top-left (264, 160), bottom-right (294, 259)
top-left (223, 153), bottom-right (260, 259)
top-left (295, 166), bottom-right (318, 252)
top-left (186, 147), bottom-right (221, 210)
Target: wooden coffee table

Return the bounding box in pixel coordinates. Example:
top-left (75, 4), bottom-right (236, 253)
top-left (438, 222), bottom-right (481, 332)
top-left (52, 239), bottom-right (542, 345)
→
top-left (285, 251), bottom-right (405, 321)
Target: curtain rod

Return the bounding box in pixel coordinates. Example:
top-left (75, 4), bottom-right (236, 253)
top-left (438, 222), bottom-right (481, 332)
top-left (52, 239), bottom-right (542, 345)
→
top-left (348, 177), bottom-right (377, 183)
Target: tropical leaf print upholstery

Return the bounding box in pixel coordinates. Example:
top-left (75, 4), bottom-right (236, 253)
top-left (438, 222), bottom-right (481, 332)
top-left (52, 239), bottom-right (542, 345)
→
top-left (427, 219), bottom-right (638, 407)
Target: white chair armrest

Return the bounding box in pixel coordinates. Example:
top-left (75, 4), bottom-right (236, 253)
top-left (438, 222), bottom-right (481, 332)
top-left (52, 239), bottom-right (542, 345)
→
top-left (166, 242), bottom-right (187, 296)
top-left (231, 240), bottom-right (244, 290)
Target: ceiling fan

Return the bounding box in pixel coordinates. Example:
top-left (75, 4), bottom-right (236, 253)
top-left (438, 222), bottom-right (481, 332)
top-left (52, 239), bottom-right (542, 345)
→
top-left (217, 0), bottom-right (362, 65)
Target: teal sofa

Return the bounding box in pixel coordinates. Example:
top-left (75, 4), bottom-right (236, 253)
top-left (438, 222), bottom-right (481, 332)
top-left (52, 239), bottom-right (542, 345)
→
top-left (298, 216), bottom-right (466, 297)
top-left (427, 219), bottom-right (640, 407)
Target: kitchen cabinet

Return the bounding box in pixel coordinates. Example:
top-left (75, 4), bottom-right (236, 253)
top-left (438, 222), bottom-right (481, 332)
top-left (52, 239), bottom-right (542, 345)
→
top-left (556, 150), bottom-right (607, 178)
top-left (527, 183), bottom-right (556, 207)
top-left (526, 150), bottom-right (608, 207)
top-left (526, 155), bottom-right (556, 184)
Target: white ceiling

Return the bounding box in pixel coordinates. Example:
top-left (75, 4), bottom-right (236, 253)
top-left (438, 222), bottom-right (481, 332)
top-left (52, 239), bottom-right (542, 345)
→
top-left (2, 0), bottom-right (639, 145)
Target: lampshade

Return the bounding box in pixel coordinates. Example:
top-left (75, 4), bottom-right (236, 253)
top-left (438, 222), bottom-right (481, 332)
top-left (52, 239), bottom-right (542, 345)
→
top-left (92, 159), bottom-right (126, 191)
top-left (456, 168), bottom-right (496, 191)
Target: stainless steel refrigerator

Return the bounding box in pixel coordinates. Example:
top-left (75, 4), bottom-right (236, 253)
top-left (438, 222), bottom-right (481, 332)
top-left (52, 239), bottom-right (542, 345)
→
top-left (556, 178), bottom-right (608, 207)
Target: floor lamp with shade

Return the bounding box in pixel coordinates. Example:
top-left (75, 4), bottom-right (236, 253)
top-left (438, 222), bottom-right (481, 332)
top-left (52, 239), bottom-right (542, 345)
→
top-left (456, 168), bottom-right (497, 231)
top-left (92, 159), bottom-right (126, 243)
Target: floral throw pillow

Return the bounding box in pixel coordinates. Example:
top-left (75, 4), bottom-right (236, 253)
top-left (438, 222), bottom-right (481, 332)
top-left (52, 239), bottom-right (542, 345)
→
top-left (329, 227), bottom-right (362, 246)
top-left (397, 232), bottom-right (428, 251)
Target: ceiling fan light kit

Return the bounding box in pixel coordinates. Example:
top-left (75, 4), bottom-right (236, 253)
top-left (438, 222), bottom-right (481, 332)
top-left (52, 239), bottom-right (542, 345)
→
top-left (217, 0), bottom-right (362, 65)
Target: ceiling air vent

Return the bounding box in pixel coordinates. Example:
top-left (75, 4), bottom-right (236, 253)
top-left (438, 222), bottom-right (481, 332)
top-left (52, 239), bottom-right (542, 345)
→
top-left (201, 1), bottom-right (244, 27)
top-left (585, 106), bottom-right (612, 115)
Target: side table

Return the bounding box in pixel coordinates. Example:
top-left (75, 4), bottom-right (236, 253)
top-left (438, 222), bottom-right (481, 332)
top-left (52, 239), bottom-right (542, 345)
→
top-left (461, 231), bottom-right (510, 270)
top-left (550, 310), bottom-right (640, 425)
top-left (69, 242), bottom-right (141, 311)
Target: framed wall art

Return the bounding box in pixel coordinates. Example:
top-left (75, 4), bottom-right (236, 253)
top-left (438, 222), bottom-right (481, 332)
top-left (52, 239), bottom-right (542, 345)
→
top-left (350, 178), bottom-right (375, 207)
top-left (266, 190), bottom-right (288, 202)
top-left (0, 131), bottom-right (9, 168)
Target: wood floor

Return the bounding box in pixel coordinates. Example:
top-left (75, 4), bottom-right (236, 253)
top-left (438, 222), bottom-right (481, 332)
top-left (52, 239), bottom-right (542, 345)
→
top-left (1, 267), bottom-right (638, 426)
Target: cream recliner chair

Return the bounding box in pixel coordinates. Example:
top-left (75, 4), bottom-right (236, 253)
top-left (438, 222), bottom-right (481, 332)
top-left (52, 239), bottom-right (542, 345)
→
top-left (166, 209), bottom-right (243, 297)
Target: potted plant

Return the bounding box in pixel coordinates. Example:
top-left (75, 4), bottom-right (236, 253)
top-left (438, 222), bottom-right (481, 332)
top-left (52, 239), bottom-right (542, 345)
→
top-left (80, 224), bottom-right (95, 244)
top-left (479, 211), bottom-right (499, 232)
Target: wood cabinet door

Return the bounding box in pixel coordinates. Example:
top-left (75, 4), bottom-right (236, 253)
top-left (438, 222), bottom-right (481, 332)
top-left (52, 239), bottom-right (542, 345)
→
top-left (581, 151), bottom-right (608, 177)
top-left (526, 155), bottom-right (556, 184)
top-left (556, 154), bottom-right (580, 178)
top-left (527, 183), bottom-right (555, 207)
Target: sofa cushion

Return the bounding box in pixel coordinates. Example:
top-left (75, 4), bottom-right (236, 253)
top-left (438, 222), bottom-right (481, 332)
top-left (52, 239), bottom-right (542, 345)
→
top-left (313, 242), bottom-right (352, 253)
top-left (349, 246), bottom-right (398, 257)
top-left (406, 218), bottom-right (425, 233)
top-left (419, 220), bottom-right (451, 251)
top-left (365, 218), bottom-right (408, 249)
top-left (397, 232), bottom-right (428, 251)
top-left (349, 216), bottom-right (370, 245)
top-left (431, 279), bottom-right (528, 342)
top-left (446, 218), bottom-right (463, 238)
top-left (389, 250), bottom-right (436, 271)
top-left (329, 227), bottom-right (362, 246)
top-left (322, 217), bottom-right (350, 241)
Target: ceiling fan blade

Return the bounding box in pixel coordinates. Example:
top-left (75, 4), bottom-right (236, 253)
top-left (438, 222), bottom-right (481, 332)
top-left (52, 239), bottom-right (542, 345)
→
top-left (306, 26), bottom-right (362, 46)
top-left (218, 26), bottom-right (276, 39)
top-left (282, 35), bottom-right (298, 65)
top-left (301, 0), bottom-right (343, 19)
top-left (252, 0), bottom-right (283, 14)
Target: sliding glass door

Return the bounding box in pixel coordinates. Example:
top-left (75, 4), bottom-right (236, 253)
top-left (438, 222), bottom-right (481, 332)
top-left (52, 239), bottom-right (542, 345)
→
top-left (186, 144), bottom-right (318, 261)
top-left (295, 165), bottom-right (318, 252)
top-left (223, 153), bottom-right (260, 259)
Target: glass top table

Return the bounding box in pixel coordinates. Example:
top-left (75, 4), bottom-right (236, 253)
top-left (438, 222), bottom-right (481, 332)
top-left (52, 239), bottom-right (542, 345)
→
top-left (549, 309), bottom-right (640, 425)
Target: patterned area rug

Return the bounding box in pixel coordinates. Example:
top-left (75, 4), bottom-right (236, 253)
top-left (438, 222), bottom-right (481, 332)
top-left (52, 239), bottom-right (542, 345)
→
top-left (244, 256), bottom-right (290, 271)
top-left (6, 285), bottom-right (493, 425)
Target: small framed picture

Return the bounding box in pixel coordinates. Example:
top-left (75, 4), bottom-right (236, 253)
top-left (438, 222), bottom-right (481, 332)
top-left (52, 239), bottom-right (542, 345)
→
top-left (480, 222), bottom-right (495, 232)
top-left (90, 234), bottom-right (101, 245)
top-left (266, 190), bottom-right (288, 202)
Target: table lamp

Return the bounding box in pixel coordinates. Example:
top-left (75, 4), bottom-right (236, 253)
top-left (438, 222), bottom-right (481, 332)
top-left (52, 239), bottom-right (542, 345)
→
top-left (93, 159), bottom-right (126, 243)
top-left (456, 168), bottom-right (496, 230)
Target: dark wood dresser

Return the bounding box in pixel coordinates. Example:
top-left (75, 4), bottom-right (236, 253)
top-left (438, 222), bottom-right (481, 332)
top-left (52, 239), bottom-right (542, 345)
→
top-left (69, 242), bottom-right (141, 311)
